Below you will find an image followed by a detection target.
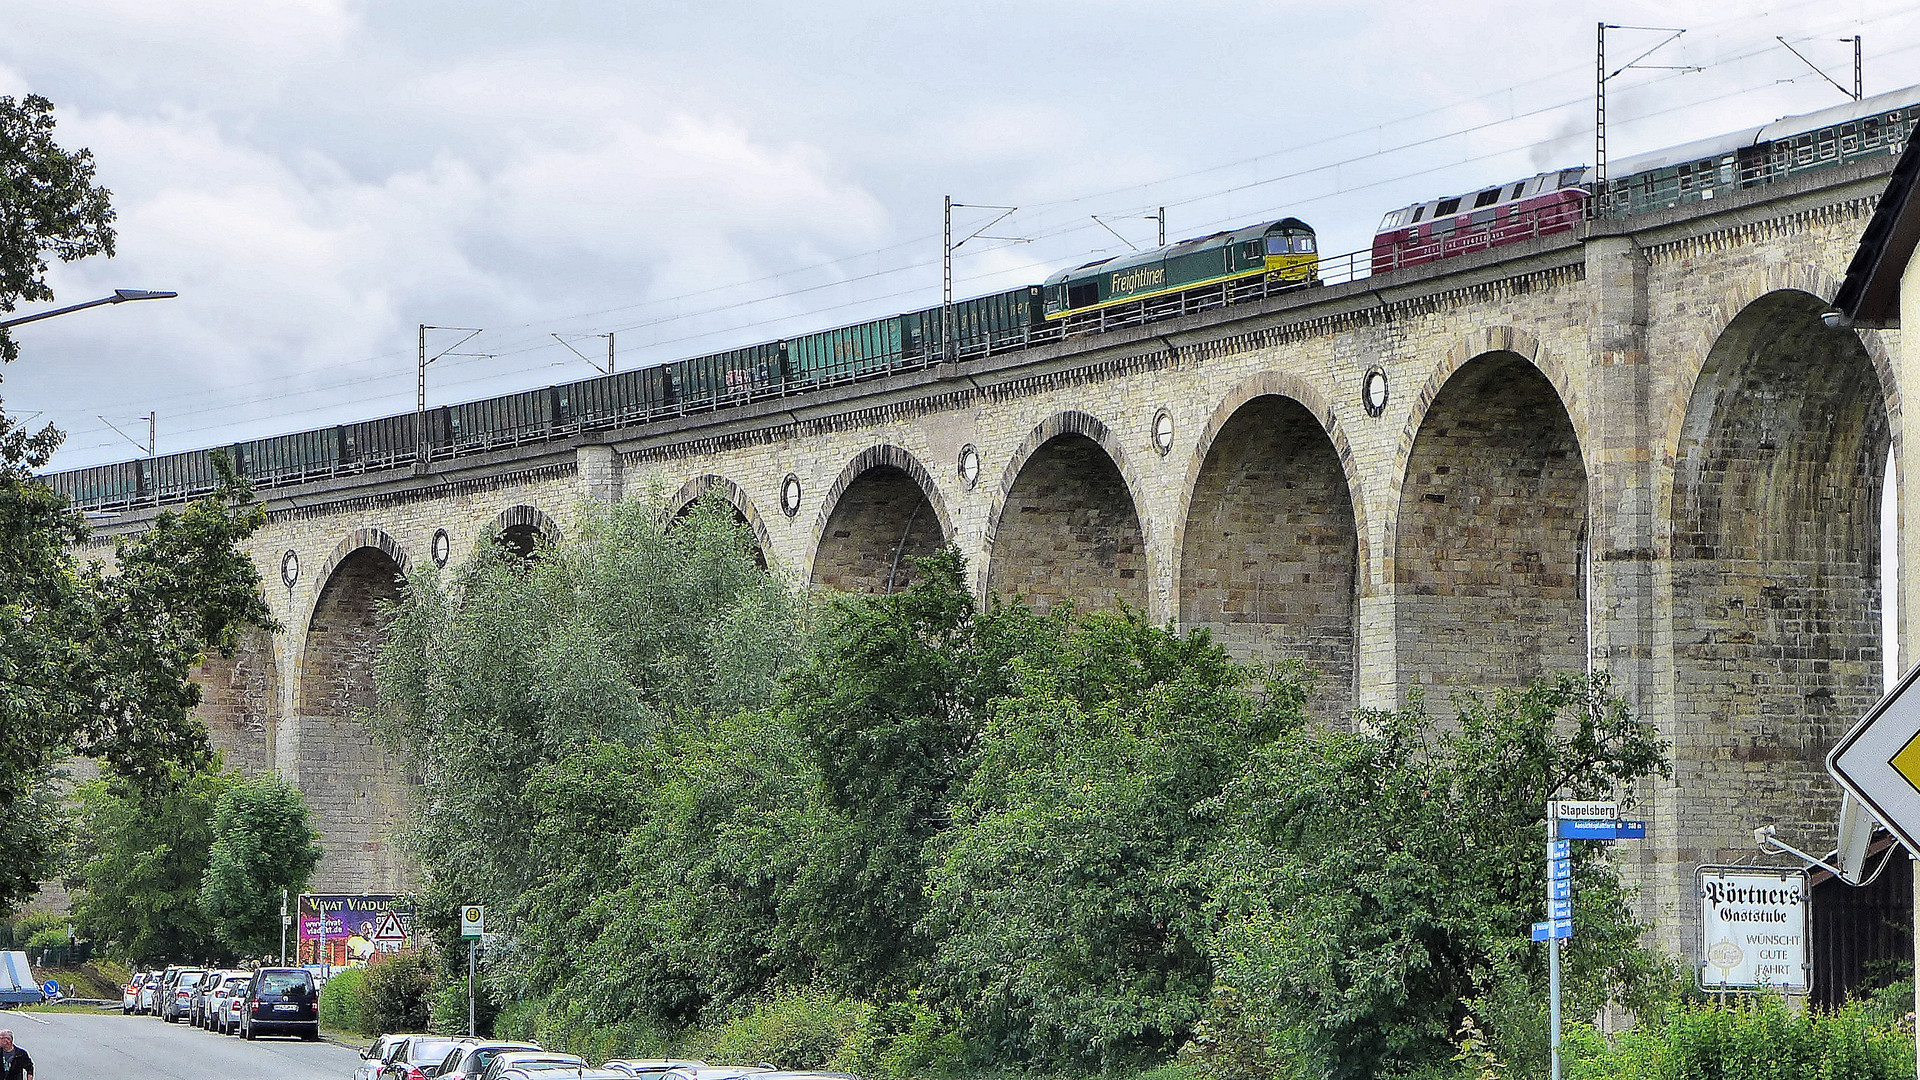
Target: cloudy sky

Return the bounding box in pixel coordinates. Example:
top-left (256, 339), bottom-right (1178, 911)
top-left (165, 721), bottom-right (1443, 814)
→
top-left (3, 0), bottom-right (1915, 470)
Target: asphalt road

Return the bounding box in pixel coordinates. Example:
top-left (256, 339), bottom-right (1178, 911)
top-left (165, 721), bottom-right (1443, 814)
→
top-left (0, 1009), bottom-right (361, 1079)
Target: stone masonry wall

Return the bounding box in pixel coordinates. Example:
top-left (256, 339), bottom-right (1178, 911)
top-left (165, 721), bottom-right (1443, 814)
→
top-left (810, 465), bottom-right (947, 593)
top-left (1179, 393), bottom-right (1358, 721)
top-left (985, 432), bottom-right (1149, 614)
top-left (295, 546), bottom-right (416, 894)
top-left (1395, 352), bottom-right (1590, 705)
top-left (109, 159), bottom-right (1901, 974)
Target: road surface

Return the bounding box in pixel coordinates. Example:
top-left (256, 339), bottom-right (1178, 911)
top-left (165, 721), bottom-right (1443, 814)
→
top-left (0, 1009), bottom-right (361, 1079)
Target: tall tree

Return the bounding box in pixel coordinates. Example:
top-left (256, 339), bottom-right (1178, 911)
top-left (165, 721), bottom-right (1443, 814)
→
top-left (66, 759), bottom-right (237, 965)
top-left (0, 93), bottom-right (116, 364)
top-left (0, 93), bottom-right (272, 914)
top-left (921, 614), bottom-right (1309, 1070)
top-left (201, 773), bottom-right (325, 958)
top-left (778, 547), bottom-right (1052, 997)
top-left (1194, 674), bottom-right (1671, 1080)
top-left (371, 494), bottom-right (801, 1005)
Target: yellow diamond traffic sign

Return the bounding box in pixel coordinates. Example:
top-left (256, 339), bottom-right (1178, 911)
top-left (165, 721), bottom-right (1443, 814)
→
top-left (1892, 729), bottom-right (1920, 797)
top-left (1830, 662), bottom-right (1920, 853)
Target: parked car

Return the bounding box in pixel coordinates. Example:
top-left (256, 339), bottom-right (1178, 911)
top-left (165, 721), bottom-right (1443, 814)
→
top-left (137, 970), bottom-right (162, 1014)
top-left (204, 973), bottom-right (251, 1032)
top-left (190, 970), bottom-right (233, 1027)
top-left (477, 1051), bottom-right (588, 1080)
top-left (378, 1035), bottom-right (464, 1080)
top-left (358, 1034), bottom-right (429, 1080)
top-left (495, 1071), bottom-right (630, 1080)
top-left (238, 966), bottom-right (320, 1041)
top-left (434, 1040), bottom-right (542, 1080)
top-left (655, 1068), bottom-right (772, 1080)
top-left (160, 968), bottom-right (207, 1022)
top-left (603, 1061), bottom-right (709, 1079)
top-left (122, 971), bottom-right (150, 1014)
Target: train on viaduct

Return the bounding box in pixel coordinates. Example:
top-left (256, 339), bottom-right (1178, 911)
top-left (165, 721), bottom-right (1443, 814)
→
top-left (57, 118), bottom-right (1917, 971)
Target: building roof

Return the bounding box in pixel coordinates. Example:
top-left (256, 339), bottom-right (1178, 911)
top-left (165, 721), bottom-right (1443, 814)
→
top-left (1832, 129), bottom-right (1920, 328)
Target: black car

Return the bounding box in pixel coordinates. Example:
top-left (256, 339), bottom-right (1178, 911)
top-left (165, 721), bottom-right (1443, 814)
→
top-left (239, 966), bottom-right (320, 1041)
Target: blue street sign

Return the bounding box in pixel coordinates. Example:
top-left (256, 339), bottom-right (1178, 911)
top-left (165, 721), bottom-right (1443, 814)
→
top-left (1556, 819), bottom-right (1621, 840)
top-left (1549, 878), bottom-right (1571, 900)
top-left (1548, 858), bottom-right (1571, 881)
top-left (1553, 818), bottom-right (1650, 841)
top-left (1530, 919), bottom-right (1573, 941)
top-left (1548, 840), bottom-right (1571, 860)
top-left (1550, 898), bottom-right (1572, 920)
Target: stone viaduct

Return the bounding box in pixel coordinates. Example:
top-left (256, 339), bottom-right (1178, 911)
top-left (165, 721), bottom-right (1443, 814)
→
top-left (78, 152), bottom-right (1908, 957)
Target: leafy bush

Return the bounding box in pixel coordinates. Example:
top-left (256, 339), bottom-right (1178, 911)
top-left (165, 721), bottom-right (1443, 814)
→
top-left (319, 966), bottom-right (366, 1034)
top-left (695, 986), bottom-right (871, 1069)
top-left (492, 991), bottom-right (676, 1064)
top-left (841, 997), bottom-right (970, 1079)
top-left (924, 614), bottom-right (1305, 1070)
top-left (361, 952), bottom-right (435, 1035)
top-left (1564, 997), bottom-right (1914, 1080)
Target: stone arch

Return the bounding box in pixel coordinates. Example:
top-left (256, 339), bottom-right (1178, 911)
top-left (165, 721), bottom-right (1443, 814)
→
top-left (668, 474), bottom-right (774, 568)
top-left (1175, 374), bottom-right (1363, 721)
top-left (1392, 327), bottom-right (1584, 528)
top-left (1392, 348), bottom-right (1589, 706)
top-left (490, 503), bottom-right (564, 557)
top-left (1172, 369), bottom-right (1371, 596)
top-left (807, 445), bottom-right (953, 594)
top-left (1659, 271), bottom-right (1902, 520)
top-left (296, 536), bottom-right (415, 894)
top-left (984, 411), bottom-right (1150, 614)
top-left (1664, 287), bottom-right (1891, 862)
top-left (312, 527), bottom-right (411, 593)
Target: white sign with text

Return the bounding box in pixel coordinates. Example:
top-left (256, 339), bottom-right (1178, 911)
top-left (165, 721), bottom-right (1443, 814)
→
top-left (1696, 867), bottom-right (1808, 992)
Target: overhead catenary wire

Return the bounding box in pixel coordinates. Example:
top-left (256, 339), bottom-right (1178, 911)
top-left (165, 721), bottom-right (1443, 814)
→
top-left (43, 11), bottom-right (1920, 461)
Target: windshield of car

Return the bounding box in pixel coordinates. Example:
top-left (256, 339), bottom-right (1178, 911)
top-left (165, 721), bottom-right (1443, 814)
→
top-left (409, 1040), bottom-right (458, 1063)
top-left (257, 971), bottom-right (312, 995)
top-left (223, 976), bottom-right (250, 990)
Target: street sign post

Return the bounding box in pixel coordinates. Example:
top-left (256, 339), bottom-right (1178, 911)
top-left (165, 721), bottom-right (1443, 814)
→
top-left (1535, 801), bottom-right (1645, 1080)
top-left (460, 904), bottom-right (484, 1036)
top-left (372, 911), bottom-right (408, 952)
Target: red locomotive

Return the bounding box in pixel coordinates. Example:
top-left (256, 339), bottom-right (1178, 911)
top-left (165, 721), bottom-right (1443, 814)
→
top-left (1371, 167), bottom-right (1588, 275)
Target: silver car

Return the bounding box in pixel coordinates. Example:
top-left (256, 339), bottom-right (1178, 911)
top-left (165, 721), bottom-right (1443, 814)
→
top-left (478, 1052), bottom-right (588, 1080)
top-left (358, 1033), bottom-right (430, 1080)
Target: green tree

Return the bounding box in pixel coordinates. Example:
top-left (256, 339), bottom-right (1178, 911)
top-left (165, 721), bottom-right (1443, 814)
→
top-left (371, 493), bottom-right (801, 1010)
top-left (778, 548), bottom-right (1052, 997)
top-left (921, 613), bottom-right (1309, 1069)
top-left (0, 93), bottom-right (116, 364)
top-left (1194, 674), bottom-right (1671, 1080)
top-left (200, 772), bottom-right (324, 957)
top-left (0, 450), bottom-right (274, 914)
top-left (66, 759), bottom-right (238, 964)
top-left (0, 95), bottom-right (270, 916)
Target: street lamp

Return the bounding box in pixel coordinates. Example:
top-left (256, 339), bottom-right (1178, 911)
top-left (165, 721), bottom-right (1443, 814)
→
top-left (0, 289), bottom-right (177, 330)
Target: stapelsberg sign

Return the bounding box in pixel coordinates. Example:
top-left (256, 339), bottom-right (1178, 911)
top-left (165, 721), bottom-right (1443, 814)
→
top-left (1696, 867), bottom-right (1808, 991)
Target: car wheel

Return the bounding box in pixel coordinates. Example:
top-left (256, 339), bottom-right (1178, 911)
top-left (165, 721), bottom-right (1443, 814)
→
top-left (243, 1023), bottom-right (254, 1041)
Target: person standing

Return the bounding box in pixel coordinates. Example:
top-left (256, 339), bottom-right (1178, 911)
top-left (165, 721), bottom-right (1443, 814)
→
top-left (0, 1029), bottom-right (33, 1080)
